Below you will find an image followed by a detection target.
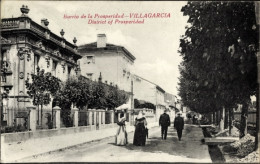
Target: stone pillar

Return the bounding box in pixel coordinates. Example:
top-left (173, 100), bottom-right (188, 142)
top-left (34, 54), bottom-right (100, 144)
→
top-left (110, 110), bottom-right (114, 124)
top-left (98, 110), bottom-right (102, 126)
top-left (93, 110), bottom-right (97, 126)
top-left (88, 110), bottom-right (93, 126)
top-left (102, 110), bottom-right (105, 125)
top-left (72, 107), bottom-right (79, 127)
top-left (53, 106), bottom-right (61, 129)
top-left (27, 106), bottom-right (36, 131)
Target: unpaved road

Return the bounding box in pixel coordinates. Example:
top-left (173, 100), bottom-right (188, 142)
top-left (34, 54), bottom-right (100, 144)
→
top-left (19, 124), bottom-right (212, 163)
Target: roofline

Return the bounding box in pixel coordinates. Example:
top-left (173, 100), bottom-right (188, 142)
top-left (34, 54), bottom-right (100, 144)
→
top-left (1, 17), bottom-right (81, 58)
top-left (133, 74), bottom-right (165, 93)
top-left (78, 42), bottom-right (136, 61)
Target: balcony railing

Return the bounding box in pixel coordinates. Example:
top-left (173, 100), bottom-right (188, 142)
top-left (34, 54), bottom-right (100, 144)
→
top-left (0, 18), bottom-right (19, 29)
top-left (1, 17), bottom-right (79, 58)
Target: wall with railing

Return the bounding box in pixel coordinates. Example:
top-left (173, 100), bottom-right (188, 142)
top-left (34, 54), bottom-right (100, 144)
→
top-left (234, 111), bottom-right (257, 125)
top-left (1, 106), bottom-right (158, 144)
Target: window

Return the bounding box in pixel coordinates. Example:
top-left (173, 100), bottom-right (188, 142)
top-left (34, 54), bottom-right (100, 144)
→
top-left (34, 54), bottom-right (40, 74)
top-left (52, 60), bottom-right (58, 76)
top-left (68, 66), bottom-right (72, 78)
top-left (86, 56), bottom-right (94, 64)
top-left (86, 73), bottom-right (93, 80)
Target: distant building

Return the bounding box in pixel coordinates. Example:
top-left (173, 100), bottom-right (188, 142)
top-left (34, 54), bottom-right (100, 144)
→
top-left (78, 34), bottom-right (136, 107)
top-left (1, 5), bottom-right (81, 126)
top-left (132, 74), bottom-right (166, 121)
top-left (164, 92), bottom-right (176, 120)
top-left (164, 92), bottom-right (175, 108)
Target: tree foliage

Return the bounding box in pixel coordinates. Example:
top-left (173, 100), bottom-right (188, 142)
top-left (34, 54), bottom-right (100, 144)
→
top-left (55, 76), bottom-right (130, 110)
top-left (134, 99), bottom-right (156, 110)
top-left (178, 2), bottom-right (258, 115)
top-left (25, 69), bottom-right (61, 106)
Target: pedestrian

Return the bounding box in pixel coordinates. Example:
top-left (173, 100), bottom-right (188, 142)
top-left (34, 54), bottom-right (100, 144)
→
top-left (193, 115), bottom-right (196, 124)
top-left (159, 109), bottom-right (171, 140)
top-left (143, 113), bottom-right (149, 139)
top-left (133, 111), bottom-right (147, 146)
top-left (174, 112), bottom-right (184, 141)
top-left (115, 113), bottom-right (128, 146)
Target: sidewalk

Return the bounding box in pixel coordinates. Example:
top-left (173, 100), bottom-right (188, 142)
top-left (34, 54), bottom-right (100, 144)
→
top-left (1, 122), bottom-right (158, 163)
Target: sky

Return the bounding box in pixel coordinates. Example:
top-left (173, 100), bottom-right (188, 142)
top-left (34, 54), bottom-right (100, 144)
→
top-left (2, 1), bottom-right (189, 96)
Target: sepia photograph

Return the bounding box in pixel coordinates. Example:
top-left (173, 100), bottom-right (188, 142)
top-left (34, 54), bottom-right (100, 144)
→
top-left (0, 0), bottom-right (259, 163)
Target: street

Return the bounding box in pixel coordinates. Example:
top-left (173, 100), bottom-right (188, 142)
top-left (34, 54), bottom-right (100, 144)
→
top-left (19, 124), bottom-right (211, 163)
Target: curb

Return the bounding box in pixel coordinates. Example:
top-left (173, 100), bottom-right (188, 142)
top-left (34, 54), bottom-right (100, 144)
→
top-left (14, 125), bottom-right (159, 162)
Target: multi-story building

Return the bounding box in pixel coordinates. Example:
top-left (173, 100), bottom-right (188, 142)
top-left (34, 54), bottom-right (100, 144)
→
top-left (0, 5), bottom-right (81, 126)
top-left (78, 34), bottom-right (136, 107)
top-left (164, 92), bottom-right (176, 120)
top-left (132, 74), bottom-right (166, 121)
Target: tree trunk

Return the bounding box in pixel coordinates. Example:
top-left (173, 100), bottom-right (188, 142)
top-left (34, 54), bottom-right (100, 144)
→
top-left (240, 102), bottom-right (248, 138)
top-left (256, 83), bottom-right (259, 150)
top-left (255, 0), bottom-right (260, 151)
top-left (216, 110), bottom-right (219, 126)
top-left (224, 108), bottom-right (228, 129)
top-left (255, 83), bottom-right (260, 150)
top-left (41, 104), bottom-right (43, 127)
top-left (213, 112), bottom-right (216, 125)
top-left (229, 108), bottom-right (232, 136)
top-left (220, 108), bottom-right (224, 131)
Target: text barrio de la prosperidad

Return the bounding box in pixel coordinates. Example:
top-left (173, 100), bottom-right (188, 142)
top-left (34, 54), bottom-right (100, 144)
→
top-left (63, 13), bottom-right (171, 25)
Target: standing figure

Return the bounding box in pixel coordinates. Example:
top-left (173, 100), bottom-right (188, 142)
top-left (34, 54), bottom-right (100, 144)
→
top-left (115, 113), bottom-right (128, 146)
top-left (174, 112), bottom-right (184, 141)
top-left (133, 111), bottom-right (147, 146)
top-left (159, 109), bottom-right (171, 140)
top-left (193, 115), bottom-right (196, 124)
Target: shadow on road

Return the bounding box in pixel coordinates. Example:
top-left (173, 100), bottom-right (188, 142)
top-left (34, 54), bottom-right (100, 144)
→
top-left (107, 125), bottom-right (208, 161)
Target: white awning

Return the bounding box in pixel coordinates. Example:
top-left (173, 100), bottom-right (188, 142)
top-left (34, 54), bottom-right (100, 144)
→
top-left (115, 103), bottom-right (130, 110)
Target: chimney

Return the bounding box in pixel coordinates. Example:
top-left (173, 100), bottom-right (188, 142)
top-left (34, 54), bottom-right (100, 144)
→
top-left (41, 18), bottom-right (47, 27)
top-left (97, 34), bottom-right (107, 48)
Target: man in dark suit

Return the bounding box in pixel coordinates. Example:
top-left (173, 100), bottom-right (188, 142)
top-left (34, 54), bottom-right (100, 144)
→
top-left (174, 112), bottom-right (185, 141)
top-left (159, 109), bottom-right (171, 140)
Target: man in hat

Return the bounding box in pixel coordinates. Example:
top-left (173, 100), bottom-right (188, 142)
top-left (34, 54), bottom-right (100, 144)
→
top-left (174, 112), bottom-right (184, 141)
top-left (159, 109), bottom-right (171, 140)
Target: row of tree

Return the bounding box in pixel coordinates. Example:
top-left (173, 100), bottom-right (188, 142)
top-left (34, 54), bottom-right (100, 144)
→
top-left (178, 1), bottom-right (258, 139)
top-left (55, 76), bottom-right (130, 110)
top-left (25, 69), bottom-right (130, 126)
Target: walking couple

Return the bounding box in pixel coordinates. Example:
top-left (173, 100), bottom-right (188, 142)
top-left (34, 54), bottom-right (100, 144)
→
top-left (159, 109), bottom-right (184, 141)
top-left (115, 111), bottom-right (148, 146)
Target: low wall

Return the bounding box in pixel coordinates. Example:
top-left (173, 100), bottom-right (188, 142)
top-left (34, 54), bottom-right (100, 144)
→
top-left (1, 123), bottom-right (117, 143)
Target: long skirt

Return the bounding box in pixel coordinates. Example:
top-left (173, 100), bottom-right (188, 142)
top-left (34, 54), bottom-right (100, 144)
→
top-left (133, 123), bottom-right (146, 146)
top-left (115, 125), bottom-right (128, 146)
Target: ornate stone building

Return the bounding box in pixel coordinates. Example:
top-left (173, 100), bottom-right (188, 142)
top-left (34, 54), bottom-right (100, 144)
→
top-left (0, 5), bottom-right (81, 126)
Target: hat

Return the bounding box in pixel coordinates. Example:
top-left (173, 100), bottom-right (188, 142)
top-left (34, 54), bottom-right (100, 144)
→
top-left (137, 111), bottom-right (144, 119)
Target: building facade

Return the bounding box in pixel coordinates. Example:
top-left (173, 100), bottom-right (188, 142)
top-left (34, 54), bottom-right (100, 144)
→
top-left (0, 5), bottom-right (81, 126)
top-left (132, 74), bottom-right (166, 121)
top-left (164, 92), bottom-right (176, 120)
top-left (78, 34), bottom-right (136, 107)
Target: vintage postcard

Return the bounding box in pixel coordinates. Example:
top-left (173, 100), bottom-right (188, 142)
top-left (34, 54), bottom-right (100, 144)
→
top-left (0, 1), bottom-right (259, 163)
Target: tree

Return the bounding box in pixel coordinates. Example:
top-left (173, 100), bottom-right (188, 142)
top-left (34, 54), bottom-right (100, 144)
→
top-left (25, 68), bottom-right (61, 126)
top-left (178, 2), bottom-right (258, 137)
top-left (56, 76), bottom-right (130, 111)
top-left (134, 99), bottom-right (156, 110)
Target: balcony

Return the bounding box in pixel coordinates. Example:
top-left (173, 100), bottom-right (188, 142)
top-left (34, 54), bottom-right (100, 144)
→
top-left (0, 18), bottom-right (19, 29)
top-left (1, 17), bottom-right (80, 60)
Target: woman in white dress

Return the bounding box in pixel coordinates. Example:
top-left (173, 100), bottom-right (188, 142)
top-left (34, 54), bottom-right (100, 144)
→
top-left (115, 113), bottom-right (128, 146)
